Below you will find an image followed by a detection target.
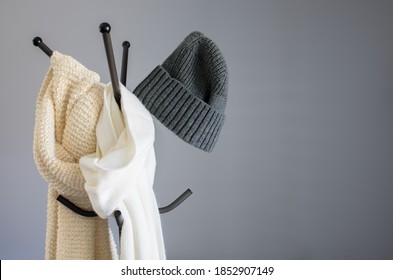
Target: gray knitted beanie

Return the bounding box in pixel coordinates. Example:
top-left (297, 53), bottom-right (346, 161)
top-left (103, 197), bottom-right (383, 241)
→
top-left (133, 31), bottom-right (228, 152)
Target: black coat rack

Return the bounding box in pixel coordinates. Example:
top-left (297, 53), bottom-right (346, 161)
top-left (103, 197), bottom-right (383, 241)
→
top-left (33, 23), bottom-right (192, 235)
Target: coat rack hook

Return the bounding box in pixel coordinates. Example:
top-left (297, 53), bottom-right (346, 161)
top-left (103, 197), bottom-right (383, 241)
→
top-left (32, 37), bottom-right (53, 57)
top-left (159, 188), bottom-right (193, 214)
top-left (121, 41), bottom-right (130, 86)
top-left (99, 22), bottom-right (121, 109)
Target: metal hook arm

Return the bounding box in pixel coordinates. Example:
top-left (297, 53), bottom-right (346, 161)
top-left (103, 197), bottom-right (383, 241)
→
top-left (159, 188), bottom-right (193, 214)
top-left (99, 22), bottom-right (121, 109)
top-left (121, 41), bottom-right (130, 86)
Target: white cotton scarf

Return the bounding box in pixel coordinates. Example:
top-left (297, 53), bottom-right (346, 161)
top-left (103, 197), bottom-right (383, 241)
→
top-left (79, 83), bottom-right (166, 260)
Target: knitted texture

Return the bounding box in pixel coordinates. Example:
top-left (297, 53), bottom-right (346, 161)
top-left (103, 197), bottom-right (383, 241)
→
top-left (134, 31), bottom-right (228, 152)
top-left (33, 51), bottom-right (117, 259)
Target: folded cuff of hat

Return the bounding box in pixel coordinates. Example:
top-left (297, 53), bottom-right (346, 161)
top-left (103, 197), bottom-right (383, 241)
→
top-left (133, 66), bottom-right (225, 152)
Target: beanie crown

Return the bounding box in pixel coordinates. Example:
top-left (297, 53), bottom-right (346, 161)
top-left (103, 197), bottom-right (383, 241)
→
top-left (134, 31), bottom-right (228, 152)
top-left (162, 32), bottom-right (228, 113)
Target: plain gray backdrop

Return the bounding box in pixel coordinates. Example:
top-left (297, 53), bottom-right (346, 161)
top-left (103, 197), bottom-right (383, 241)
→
top-left (1, 0), bottom-right (392, 259)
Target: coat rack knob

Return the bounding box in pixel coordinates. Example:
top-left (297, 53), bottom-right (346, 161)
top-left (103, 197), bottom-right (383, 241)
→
top-left (122, 41), bottom-right (130, 48)
top-left (32, 36), bottom-right (42, 46)
top-left (99, 22), bottom-right (111, 33)
top-left (32, 36), bottom-right (53, 57)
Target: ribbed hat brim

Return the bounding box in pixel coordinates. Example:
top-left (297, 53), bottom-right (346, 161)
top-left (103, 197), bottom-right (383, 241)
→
top-left (133, 66), bottom-right (225, 152)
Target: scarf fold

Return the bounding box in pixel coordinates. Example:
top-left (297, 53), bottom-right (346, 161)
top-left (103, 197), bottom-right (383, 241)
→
top-left (80, 83), bottom-right (166, 260)
top-left (33, 51), bottom-right (117, 259)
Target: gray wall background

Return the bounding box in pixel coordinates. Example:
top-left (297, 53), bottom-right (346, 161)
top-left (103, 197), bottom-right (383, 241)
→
top-left (1, 0), bottom-right (392, 259)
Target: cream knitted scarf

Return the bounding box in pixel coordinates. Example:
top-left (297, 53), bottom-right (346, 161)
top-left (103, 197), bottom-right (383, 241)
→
top-left (33, 51), bottom-right (117, 259)
top-left (80, 83), bottom-right (166, 259)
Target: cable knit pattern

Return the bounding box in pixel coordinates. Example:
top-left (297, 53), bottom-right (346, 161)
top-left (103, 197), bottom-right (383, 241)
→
top-left (33, 51), bottom-right (117, 259)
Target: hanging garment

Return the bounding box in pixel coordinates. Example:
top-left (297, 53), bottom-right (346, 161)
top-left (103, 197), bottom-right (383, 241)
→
top-left (33, 51), bottom-right (118, 259)
top-left (80, 83), bottom-right (166, 260)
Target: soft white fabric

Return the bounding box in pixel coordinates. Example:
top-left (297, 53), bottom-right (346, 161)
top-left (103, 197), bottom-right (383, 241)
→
top-left (79, 83), bottom-right (166, 260)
